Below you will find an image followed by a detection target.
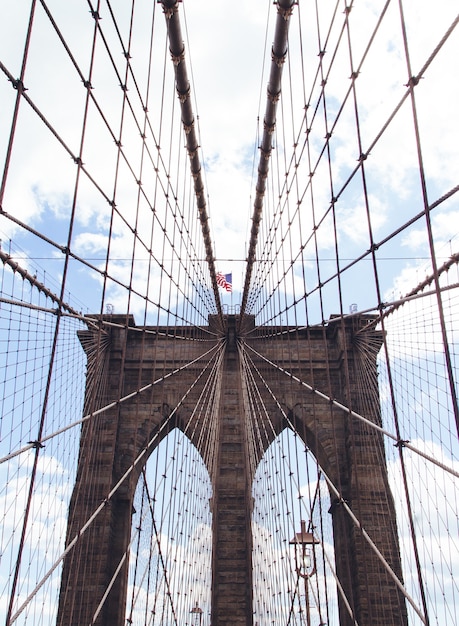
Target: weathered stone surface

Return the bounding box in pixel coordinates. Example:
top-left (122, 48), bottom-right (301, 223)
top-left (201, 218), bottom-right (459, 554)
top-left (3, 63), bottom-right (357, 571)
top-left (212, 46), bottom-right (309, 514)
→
top-left (57, 314), bottom-right (407, 626)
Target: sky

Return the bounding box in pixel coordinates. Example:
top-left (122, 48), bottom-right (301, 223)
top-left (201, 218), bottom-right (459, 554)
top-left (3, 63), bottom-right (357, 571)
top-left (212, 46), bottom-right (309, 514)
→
top-left (0, 1), bottom-right (458, 624)
top-left (0, 0), bottom-right (458, 323)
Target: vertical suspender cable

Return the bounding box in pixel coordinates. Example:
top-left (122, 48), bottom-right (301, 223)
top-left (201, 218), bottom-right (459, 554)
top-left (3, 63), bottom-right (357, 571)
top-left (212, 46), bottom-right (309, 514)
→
top-left (161, 0), bottom-right (224, 329)
top-left (240, 0), bottom-right (296, 322)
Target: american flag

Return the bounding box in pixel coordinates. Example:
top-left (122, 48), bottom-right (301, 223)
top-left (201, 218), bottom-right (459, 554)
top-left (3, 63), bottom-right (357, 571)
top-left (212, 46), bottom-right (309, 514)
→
top-left (216, 272), bottom-right (232, 293)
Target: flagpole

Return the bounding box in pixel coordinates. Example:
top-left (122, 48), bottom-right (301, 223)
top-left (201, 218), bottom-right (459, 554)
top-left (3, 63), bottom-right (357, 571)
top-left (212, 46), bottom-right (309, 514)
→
top-left (231, 275), bottom-right (233, 311)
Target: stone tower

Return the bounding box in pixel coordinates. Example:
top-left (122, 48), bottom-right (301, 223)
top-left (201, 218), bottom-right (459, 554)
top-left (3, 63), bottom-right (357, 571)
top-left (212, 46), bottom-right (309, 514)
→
top-left (57, 314), bottom-right (407, 626)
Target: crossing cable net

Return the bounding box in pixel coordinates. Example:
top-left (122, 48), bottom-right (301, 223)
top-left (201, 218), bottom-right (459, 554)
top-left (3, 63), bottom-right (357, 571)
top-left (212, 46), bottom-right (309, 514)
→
top-left (240, 0), bottom-right (459, 624)
top-left (0, 0), bottom-right (220, 624)
top-left (0, 1), bottom-right (458, 626)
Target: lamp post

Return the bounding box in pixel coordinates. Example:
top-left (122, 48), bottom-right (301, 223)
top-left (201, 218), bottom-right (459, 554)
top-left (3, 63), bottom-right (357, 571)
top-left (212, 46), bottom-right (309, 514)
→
top-left (190, 602), bottom-right (203, 626)
top-left (289, 520), bottom-right (319, 626)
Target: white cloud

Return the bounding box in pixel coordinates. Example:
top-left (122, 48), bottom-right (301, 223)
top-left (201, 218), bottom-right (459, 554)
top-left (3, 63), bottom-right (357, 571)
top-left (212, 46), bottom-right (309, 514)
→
top-left (388, 440), bottom-right (459, 624)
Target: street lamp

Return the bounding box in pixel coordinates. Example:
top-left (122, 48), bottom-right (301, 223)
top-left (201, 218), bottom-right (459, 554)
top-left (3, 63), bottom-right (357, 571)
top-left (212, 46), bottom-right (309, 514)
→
top-left (190, 602), bottom-right (203, 626)
top-left (290, 520), bottom-right (319, 626)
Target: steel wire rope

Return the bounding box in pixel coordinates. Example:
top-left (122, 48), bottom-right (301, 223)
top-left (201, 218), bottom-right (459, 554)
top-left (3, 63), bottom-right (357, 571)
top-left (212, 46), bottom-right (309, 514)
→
top-left (141, 343), bottom-right (223, 511)
top-left (285, 425), bottom-right (306, 618)
top-left (181, 3), bottom-right (220, 295)
top-left (270, 0), bottom-right (362, 580)
top-left (174, 436), bottom-right (206, 620)
top-left (313, 545), bottom-right (360, 626)
top-left (58, 2), bottom-right (139, 615)
top-left (106, 9), bottom-right (197, 607)
top-left (244, 0), bottom-right (342, 322)
top-left (1, 0), bottom-right (458, 620)
top-left (93, 0), bottom-right (215, 306)
top-left (241, 347), bottom-right (327, 535)
top-left (244, 0), bottom-right (352, 321)
top-left (285, 5), bottom-right (338, 612)
top-left (8, 342), bottom-right (222, 624)
top-left (107, 0), bottom-right (161, 326)
top-left (240, 0), bottom-right (296, 321)
top-left (125, 475), bottom-right (147, 624)
top-left (252, 113), bottom-right (311, 617)
top-left (186, 345), bottom-right (224, 480)
top-left (141, 471), bottom-right (180, 626)
top-left (284, 5), bottom-right (305, 286)
top-left (137, 347), bottom-right (222, 622)
top-left (4, 0), bottom-right (105, 620)
top-left (245, 0), bottom-right (280, 308)
top-left (279, 44), bottom-right (324, 606)
top-left (171, 432), bottom-right (188, 623)
top-left (43, 2), bottom-right (217, 584)
top-left (89, 468), bottom-right (172, 626)
top-left (0, 190), bottom-right (211, 330)
top-left (243, 344), bottom-right (330, 622)
top-left (274, 437), bottom-right (301, 622)
top-left (275, 91), bottom-right (290, 330)
top-left (380, 293), bottom-right (459, 618)
top-left (284, 13), bottom-right (335, 595)
top-left (243, 343), bottom-right (426, 624)
top-left (53, 323), bottom-right (110, 625)
top-left (0, 270), bottom-right (54, 609)
top-left (240, 361), bottom-right (260, 484)
top-left (80, 5), bottom-right (153, 610)
top-left (283, 30), bottom-right (303, 337)
top-left (313, 471), bottom-right (333, 626)
top-left (243, 207), bottom-right (459, 337)
top-left (240, 343), bottom-right (321, 516)
top-left (320, 465), bottom-right (428, 624)
top-left (1, 5), bottom-right (216, 327)
top-left (351, 2), bottom-right (454, 620)
top-left (173, 429), bottom-right (193, 622)
top-left (0, 1), bottom-right (37, 208)
top-left (0, 339), bottom-right (221, 465)
top-left (147, 361), bottom-right (164, 625)
top-left (240, 345), bottom-right (278, 609)
top-left (246, 336), bottom-right (459, 620)
top-left (245, 4), bottom-right (459, 331)
top-left (332, 6), bottom-right (397, 622)
top-left (305, 480), bottom-right (328, 626)
top-left (243, 341), bottom-right (459, 479)
top-left (246, 142), bottom-right (289, 323)
top-left (133, 477), bottom-right (157, 623)
top-left (397, 0), bottom-right (459, 440)
top-left (245, 111), bottom-right (295, 322)
top-left (152, 38), bottom-right (177, 333)
top-left (160, 0), bottom-right (223, 326)
top-left (159, 426), bottom-right (175, 623)
top-left (243, 334), bottom-right (326, 612)
top-left (282, 271), bottom-right (459, 337)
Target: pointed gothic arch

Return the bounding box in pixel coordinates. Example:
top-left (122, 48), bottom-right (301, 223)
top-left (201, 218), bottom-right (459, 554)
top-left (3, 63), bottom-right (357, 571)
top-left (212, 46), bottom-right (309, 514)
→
top-left (58, 314), bottom-right (408, 626)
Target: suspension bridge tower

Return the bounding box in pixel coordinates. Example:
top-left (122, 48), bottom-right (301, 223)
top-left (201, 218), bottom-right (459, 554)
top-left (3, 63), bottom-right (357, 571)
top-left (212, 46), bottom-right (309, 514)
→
top-left (57, 313), bottom-right (407, 626)
top-left (1, 0), bottom-right (457, 624)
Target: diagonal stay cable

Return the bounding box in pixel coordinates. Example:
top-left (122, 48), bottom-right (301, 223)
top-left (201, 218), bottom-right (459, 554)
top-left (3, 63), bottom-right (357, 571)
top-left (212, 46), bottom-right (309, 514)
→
top-left (240, 0), bottom-right (296, 321)
top-left (160, 0), bottom-right (223, 326)
top-left (142, 469), bottom-right (180, 626)
top-left (0, 250), bottom-right (86, 318)
top-left (0, 341), bottom-right (221, 464)
top-left (8, 342), bottom-right (223, 624)
top-left (320, 466), bottom-right (427, 624)
top-left (239, 343), bottom-right (310, 497)
top-left (109, 346), bottom-right (223, 622)
top-left (241, 342), bottom-right (426, 624)
top-left (243, 342), bottom-right (459, 480)
top-left (242, 345), bottom-right (360, 626)
top-left (243, 341), bottom-right (361, 625)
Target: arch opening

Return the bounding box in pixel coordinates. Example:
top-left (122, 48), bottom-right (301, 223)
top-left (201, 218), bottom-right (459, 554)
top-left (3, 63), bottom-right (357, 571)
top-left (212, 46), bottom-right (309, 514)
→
top-left (125, 427), bottom-right (212, 626)
top-left (252, 428), bottom-right (337, 626)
